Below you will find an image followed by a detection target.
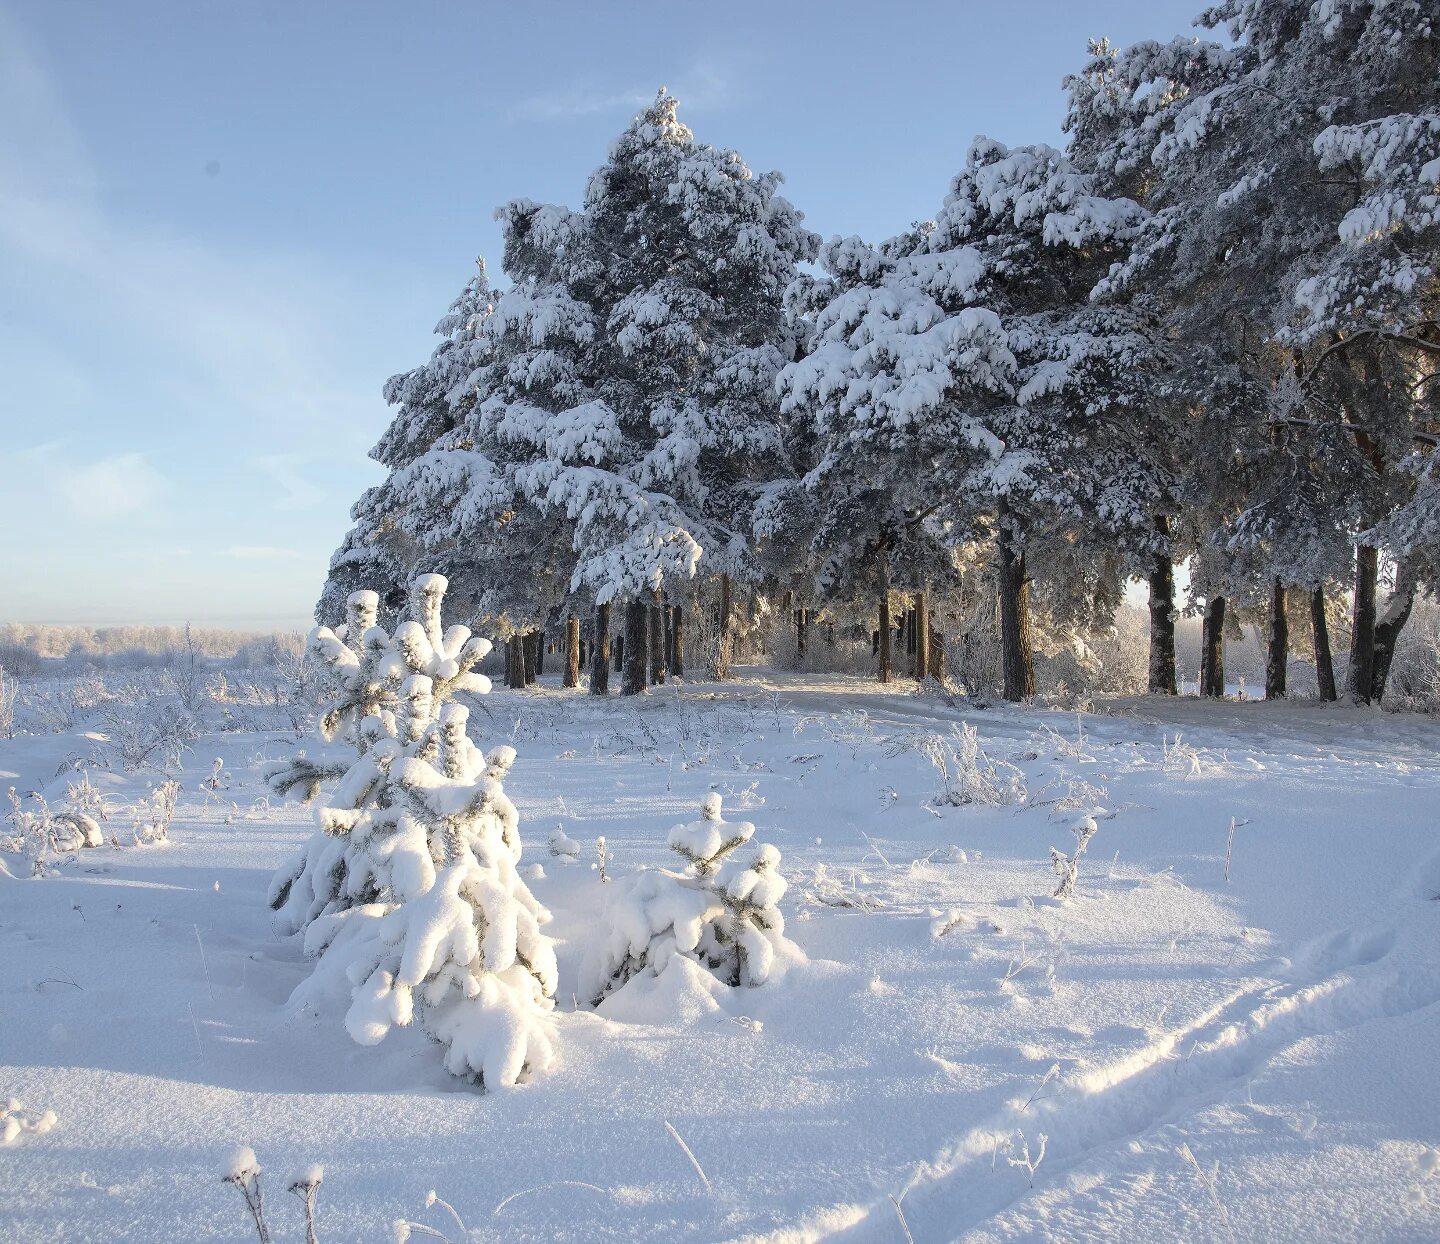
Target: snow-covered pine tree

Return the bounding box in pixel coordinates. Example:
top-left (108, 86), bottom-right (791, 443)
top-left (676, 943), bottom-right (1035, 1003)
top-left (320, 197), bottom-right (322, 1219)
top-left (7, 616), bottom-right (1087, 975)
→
top-left (264, 575), bottom-right (556, 1087)
top-left (342, 91), bottom-right (817, 693)
top-left (780, 140), bottom-right (1167, 699)
top-left (1065, 1), bottom-right (1439, 703)
top-left (581, 793), bottom-right (792, 1006)
top-left (318, 264), bottom-right (504, 627)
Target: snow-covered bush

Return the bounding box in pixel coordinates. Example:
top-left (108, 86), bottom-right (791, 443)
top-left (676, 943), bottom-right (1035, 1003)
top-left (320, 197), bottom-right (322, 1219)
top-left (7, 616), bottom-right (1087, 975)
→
top-left (890, 724), bottom-right (1027, 808)
top-left (4, 788), bottom-right (103, 875)
top-left (101, 690), bottom-right (198, 772)
top-left (266, 575), bottom-right (557, 1087)
top-left (131, 779), bottom-right (179, 845)
top-left (583, 793), bottom-right (793, 1007)
top-left (1, 1098), bottom-right (58, 1147)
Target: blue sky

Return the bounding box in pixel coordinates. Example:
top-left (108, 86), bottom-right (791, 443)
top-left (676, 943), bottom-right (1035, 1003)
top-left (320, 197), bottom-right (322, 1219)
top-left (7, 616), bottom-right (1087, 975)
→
top-left (0, 0), bottom-right (1204, 628)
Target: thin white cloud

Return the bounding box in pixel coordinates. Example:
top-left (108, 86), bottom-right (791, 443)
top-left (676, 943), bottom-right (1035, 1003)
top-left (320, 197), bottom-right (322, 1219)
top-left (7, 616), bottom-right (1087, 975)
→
top-left (56, 452), bottom-right (166, 519)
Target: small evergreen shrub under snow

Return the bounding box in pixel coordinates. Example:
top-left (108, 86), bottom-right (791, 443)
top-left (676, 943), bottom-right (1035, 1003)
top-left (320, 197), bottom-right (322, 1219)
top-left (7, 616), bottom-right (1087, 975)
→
top-left (264, 575), bottom-right (557, 1088)
top-left (582, 793), bottom-right (794, 1008)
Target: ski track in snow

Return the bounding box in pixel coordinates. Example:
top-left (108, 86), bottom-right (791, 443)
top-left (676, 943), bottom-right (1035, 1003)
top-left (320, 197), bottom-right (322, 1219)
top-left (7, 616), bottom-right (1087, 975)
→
top-left (2, 670), bottom-right (1439, 1243)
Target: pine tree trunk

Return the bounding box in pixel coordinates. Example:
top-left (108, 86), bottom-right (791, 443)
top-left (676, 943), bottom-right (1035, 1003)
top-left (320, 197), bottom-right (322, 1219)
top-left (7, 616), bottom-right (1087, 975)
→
top-left (871, 629), bottom-right (880, 656)
top-left (1265, 579), bottom-right (1288, 700)
top-left (671, 603), bottom-right (684, 677)
top-left (648, 590), bottom-right (666, 686)
top-left (878, 588), bottom-right (893, 684)
top-left (522, 631), bottom-right (538, 685)
top-left (663, 604), bottom-right (675, 672)
top-left (1347, 544), bottom-right (1378, 704)
top-left (914, 590), bottom-right (929, 683)
top-left (928, 615), bottom-right (944, 681)
top-left (1311, 588), bottom-right (1337, 703)
top-left (796, 608), bottom-right (808, 662)
top-left (621, 601), bottom-right (648, 696)
top-left (590, 602), bottom-right (611, 695)
top-left (614, 634), bottom-right (624, 673)
top-left (1371, 560), bottom-right (1417, 703)
top-left (1200, 596), bottom-right (1226, 698)
top-left (563, 615), bottom-right (580, 689)
top-left (716, 573), bottom-right (732, 680)
top-left (1147, 516), bottom-right (1177, 695)
top-left (506, 635), bottom-right (526, 690)
top-left (996, 506), bottom-right (1034, 703)
top-left (535, 631), bottom-right (545, 677)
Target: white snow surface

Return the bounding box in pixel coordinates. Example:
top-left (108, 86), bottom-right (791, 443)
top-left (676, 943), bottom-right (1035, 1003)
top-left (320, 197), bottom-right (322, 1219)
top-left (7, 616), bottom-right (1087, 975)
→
top-left (3, 670), bottom-right (1440, 1242)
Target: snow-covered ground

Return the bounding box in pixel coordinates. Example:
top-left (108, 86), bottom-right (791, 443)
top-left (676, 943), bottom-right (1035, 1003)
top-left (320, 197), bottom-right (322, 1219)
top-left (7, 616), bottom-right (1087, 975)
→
top-left (3, 671), bottom-right (1439, 1243)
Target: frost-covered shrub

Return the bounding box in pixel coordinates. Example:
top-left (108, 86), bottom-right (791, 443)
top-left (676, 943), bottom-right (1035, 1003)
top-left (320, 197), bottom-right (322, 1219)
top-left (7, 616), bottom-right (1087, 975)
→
top-left (267, 575), bottom-right (556, 1087)
top-left (4, 788), bottom-right (102, 875)
top-left (582, 793), bottom-right (792, 1006)
top-left (101, 689), bottom-right (198, 771)
top-left (0, 667), bottom-right (15, 739)
top-left (131, 780), bottom-right (179, 845)
top-left (890, 723), bottom-right (1027, 807)
top-left (1384, 598), bottom-right (1440, 712)
top-left (1050, 814), bottom-right (1098, 900)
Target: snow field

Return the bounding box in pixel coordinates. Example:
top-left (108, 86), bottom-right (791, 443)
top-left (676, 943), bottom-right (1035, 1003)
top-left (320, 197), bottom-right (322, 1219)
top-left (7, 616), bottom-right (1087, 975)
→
top-left (2, 672), bottom-right (1439, 1242)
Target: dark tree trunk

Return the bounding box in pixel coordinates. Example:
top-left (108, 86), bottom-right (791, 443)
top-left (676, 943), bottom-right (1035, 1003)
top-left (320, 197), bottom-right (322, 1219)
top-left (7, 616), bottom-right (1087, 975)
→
top-left (914, 590), bottom-right (929, 682)
top-left (1200, 596), bottom-right (1226, 698)
top-left (796, 608), bottom-right (808, 662)
top-left (663, 605), bottom-right (675, 672)
top-left (928, 616), bottom-right (944, 681)
top-left (671, 603), bottom-right (685, 677)
top-left (1265, 579), bottom-right (1288, 700)
top-left (506, 635), bottom-right (526, 690)
top-left (614, 634), bottom-right (624, 673)
top-left (1311, 588), bottom-right (1337, 703)
top-left (563, 615), bottom-right (580, 689)
top-left (716, 573), bottom-right (732, 679)
top-left (871, 629), bottom-right (880, 656)
top-left (1147, 515), bottom-right (1177, 695)
top-left (996, 506), bottom-right (1034, 703)
top-left (590, 602), bottom-right (611, 695)
top-left (1371, 561), bottom-right (1417, 703)
top-left (648, 590), bottom-right (666, 686)
top-left (1347, 544), bottom-right (1379, 703)
top-left (878, 589), bottom-right (893, 684)
top-left (533, 631), bottom-right (545, 677)
top-left (621, 601), bottom-right (648, 696)
top-left (522, 631), bottom-right (538, 684)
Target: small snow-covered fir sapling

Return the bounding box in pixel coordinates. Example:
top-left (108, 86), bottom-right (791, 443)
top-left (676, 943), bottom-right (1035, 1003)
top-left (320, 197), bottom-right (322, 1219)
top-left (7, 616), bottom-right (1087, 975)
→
top-left (265, 574), bottom-right (557, 1087)
top-left (582, 793), bottom-right (794, 1005)
top-left (264, 575), bottom-right (491, 936)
